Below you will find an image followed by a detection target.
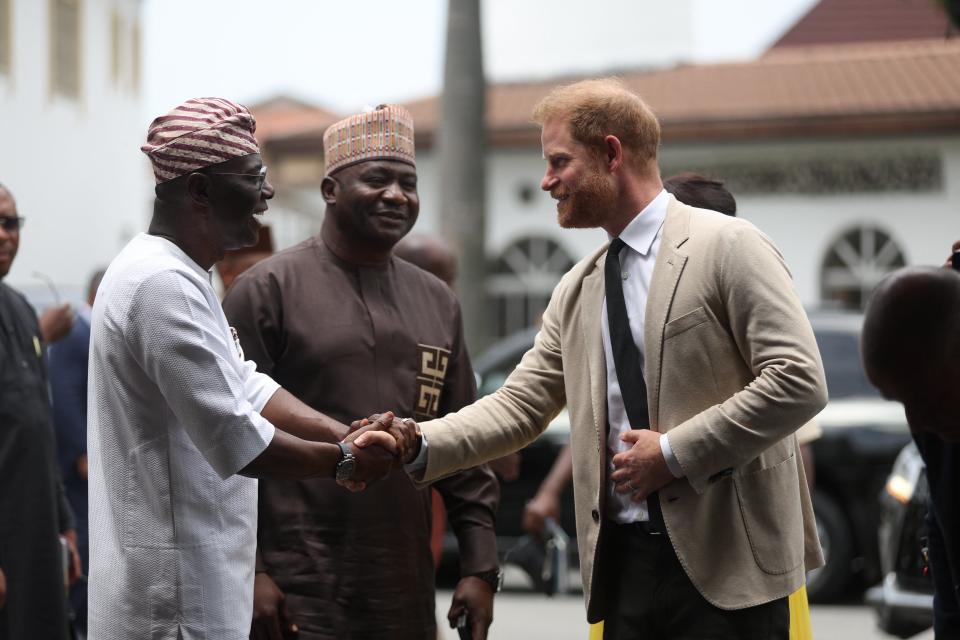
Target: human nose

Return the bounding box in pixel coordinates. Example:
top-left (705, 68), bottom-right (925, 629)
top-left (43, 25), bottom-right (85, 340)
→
top-left (261, 177), bottom-right (275, 200)
top-left (382, 181), bottom-right (407, 203)
top-left (541, 169), bottom-right (557, 192)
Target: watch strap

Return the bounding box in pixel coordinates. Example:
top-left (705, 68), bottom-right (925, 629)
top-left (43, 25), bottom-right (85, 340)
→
top-left (467, 568), bottom-right (503, 593)
top-left (334, 441), bottom-right (354, 479)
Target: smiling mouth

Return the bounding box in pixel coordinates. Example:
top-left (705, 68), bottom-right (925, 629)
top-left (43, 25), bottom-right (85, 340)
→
top-left (376, 209), bottom-right (407, 220)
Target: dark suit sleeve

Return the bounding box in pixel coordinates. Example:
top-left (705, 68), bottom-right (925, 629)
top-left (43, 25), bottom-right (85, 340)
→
top-left (222, 269), bottom-right (284, 377)
top-left (432, 303), bottom-right (501, 576)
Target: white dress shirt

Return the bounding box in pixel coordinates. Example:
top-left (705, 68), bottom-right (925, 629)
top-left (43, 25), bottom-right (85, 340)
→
top-left (88, 233), bottom-right (278, 640)
top-left (602, 189), bottom-right (683, 524)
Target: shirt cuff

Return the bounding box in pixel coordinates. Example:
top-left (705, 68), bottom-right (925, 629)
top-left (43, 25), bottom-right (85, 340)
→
top-left (660, 432), bottom-right (684, 478)
top-left (404, 432), bottom-right (429, 478)
top-left (245, 372), bottom-right (281, 412)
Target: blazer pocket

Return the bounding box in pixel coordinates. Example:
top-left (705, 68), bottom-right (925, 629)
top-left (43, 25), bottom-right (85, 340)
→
top-left (733, 455), bottom-right (805, 575)
top-left (664, 306), bottom-right (708, 339)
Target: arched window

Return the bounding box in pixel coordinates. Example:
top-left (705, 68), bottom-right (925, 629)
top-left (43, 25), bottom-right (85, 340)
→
top-left (488, 237), bottom-right (574, 338)
top-left (820, 226), bottom-right (907, 310)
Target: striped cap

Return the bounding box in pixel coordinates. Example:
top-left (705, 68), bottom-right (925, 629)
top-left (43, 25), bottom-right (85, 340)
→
top-left (322, 104), bottom-right (415, 176)
top-left (141, 97), bottom-right (260, 184)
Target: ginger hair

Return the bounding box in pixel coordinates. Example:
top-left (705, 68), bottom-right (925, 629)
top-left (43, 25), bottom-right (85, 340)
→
top-left (532, 77), bottom-right (661, 170)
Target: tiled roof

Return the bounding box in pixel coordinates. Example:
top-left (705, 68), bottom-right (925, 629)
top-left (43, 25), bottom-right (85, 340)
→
top-left (249, 96), bottom-right (339, 145)
top-left (770, 0), bottom-right (953, 49)
top-left (263, 39), bottom-right (960, 152)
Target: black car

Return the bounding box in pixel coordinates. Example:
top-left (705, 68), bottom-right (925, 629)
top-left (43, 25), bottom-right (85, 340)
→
top-left (868, 443), bottom-right (934, 637)
top-left (441, 312), bottom-right (911, 600)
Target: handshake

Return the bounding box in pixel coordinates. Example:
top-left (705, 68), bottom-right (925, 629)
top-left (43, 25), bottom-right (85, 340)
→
top-left (335, 411), bottom-right (421, 491)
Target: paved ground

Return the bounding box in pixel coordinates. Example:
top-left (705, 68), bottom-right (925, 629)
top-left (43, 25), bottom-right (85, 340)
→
top-left (435, 589), bottom-right (936, 639)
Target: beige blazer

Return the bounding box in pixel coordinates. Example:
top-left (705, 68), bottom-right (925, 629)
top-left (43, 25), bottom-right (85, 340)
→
top-left (418, 196), bottom-right (827, 620)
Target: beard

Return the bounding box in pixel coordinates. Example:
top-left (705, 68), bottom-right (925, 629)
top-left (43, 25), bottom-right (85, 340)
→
top-left (555, 171), bottom-right (617, 229)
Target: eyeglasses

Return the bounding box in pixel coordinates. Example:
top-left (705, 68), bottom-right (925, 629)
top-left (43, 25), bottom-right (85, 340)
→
top-left (208, 166), bottom-right (268, 191)
top-left (0, 216), bottom-right (25, 232)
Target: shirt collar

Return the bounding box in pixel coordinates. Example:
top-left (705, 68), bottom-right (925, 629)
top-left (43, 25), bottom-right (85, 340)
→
top-left (140, 233), bottom-right (212, 281)
top-left (608, 189), bottom-right (668, 257)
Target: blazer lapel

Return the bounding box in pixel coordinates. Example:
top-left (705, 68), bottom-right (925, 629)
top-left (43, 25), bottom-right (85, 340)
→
top-left (580, 255), bottom-right (607, 454)
top-left (644, 197), bottom-right (691, 430)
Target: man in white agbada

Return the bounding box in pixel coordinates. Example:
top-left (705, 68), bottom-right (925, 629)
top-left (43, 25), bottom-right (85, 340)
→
top-left (87, 98), bottom-right (410, 640)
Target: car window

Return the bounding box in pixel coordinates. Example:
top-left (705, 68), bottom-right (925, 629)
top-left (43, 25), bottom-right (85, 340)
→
top-left (815, 329), bottom-right (879, 399)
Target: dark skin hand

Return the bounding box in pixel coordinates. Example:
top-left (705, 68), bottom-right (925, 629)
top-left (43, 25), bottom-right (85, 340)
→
top-left (339, 416), bottom-right (404, 491)
top-left (240, 413), bottom-right (397, 484)
top-left (449, 576), bottom-right (495, 639)
top-left (39, 303), bottom-right (75, 344)
top-left (62, 529), bottom-right (82, 587)
top-left (339, 414), bottom-right (421, 491)
top-left (250, 572), bottom-right (297, 640)
top-left (0, 567), bottom-right (6, 610)
top-left (348, 414), bottom-right (421, 463)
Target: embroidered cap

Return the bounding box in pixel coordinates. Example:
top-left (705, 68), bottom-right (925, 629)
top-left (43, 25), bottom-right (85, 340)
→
top-left (322, 104), bottom-right (415, 176)
top-left (141, 97), bottom-right (261, 184)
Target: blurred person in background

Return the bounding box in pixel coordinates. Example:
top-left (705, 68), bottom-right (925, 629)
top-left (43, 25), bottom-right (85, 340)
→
top-left (47, 267), bottom-right (105, 635)
top-left (862, 262), bottom-right (960, 636)
top-left (224, 105), bottom-right (500, 640)
top-left (0, 182), bottom-right (80, 640)
top-left (87, 98), bottom-right (401, 640)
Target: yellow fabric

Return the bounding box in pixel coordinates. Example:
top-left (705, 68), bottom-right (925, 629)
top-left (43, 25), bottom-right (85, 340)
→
top-left (789, 585), bottom-right (813, 640)
top-left (589, 621), bottom-right (603, 640)
top-left (585, 586), bottom-right (812, 639)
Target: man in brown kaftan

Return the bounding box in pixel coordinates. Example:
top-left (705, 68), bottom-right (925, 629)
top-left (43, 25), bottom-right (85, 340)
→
top-left (223, 105), bottom-right (500, 640)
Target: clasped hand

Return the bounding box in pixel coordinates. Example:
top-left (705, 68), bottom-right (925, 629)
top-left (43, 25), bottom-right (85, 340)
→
top-left (335, 412), bottom-right (421, 492)
top-left (609, 429), bottom-right (674, 502)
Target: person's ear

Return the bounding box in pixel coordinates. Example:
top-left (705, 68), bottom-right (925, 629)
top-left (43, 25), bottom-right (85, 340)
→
top-left (604, 135), bottom-right (623, 173)
top-left (185, 172), bottom-right (212, 208)
top-left (321, 176), bottom-right (338, 205)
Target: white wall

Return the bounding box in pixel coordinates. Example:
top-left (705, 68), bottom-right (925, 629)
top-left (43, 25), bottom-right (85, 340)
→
top-left (0, 0), bottom-right (149, 304)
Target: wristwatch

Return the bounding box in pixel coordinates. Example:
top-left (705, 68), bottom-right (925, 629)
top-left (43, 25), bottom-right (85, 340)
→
top-left (468, 568), bottom-right (503, 593)
top-left (334, 442), bottom-right (357, 482)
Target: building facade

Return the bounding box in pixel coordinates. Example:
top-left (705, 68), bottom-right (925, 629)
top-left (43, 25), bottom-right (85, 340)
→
top-left (0, 0), bottom-right (148, 303)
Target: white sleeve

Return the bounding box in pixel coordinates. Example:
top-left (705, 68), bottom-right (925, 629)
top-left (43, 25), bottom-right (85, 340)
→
top-left (239, 360), bottom-right (281, 412)
top-left (126, 271), bottom-right (275, 479)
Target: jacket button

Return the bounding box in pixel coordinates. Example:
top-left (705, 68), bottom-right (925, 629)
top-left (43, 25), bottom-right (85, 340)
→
top-left (591, 509), bottom-right (600, 522)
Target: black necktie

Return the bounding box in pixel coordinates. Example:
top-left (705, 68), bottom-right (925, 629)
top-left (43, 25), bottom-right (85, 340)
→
top-left (604, 237), bottom-right (665, 532)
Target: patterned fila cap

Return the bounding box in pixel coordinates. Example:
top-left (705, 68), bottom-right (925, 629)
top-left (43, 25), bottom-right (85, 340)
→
top-left (322, 104), bottom-right (415, 176)
top-left (141, 97), bottom-right (260, 184)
